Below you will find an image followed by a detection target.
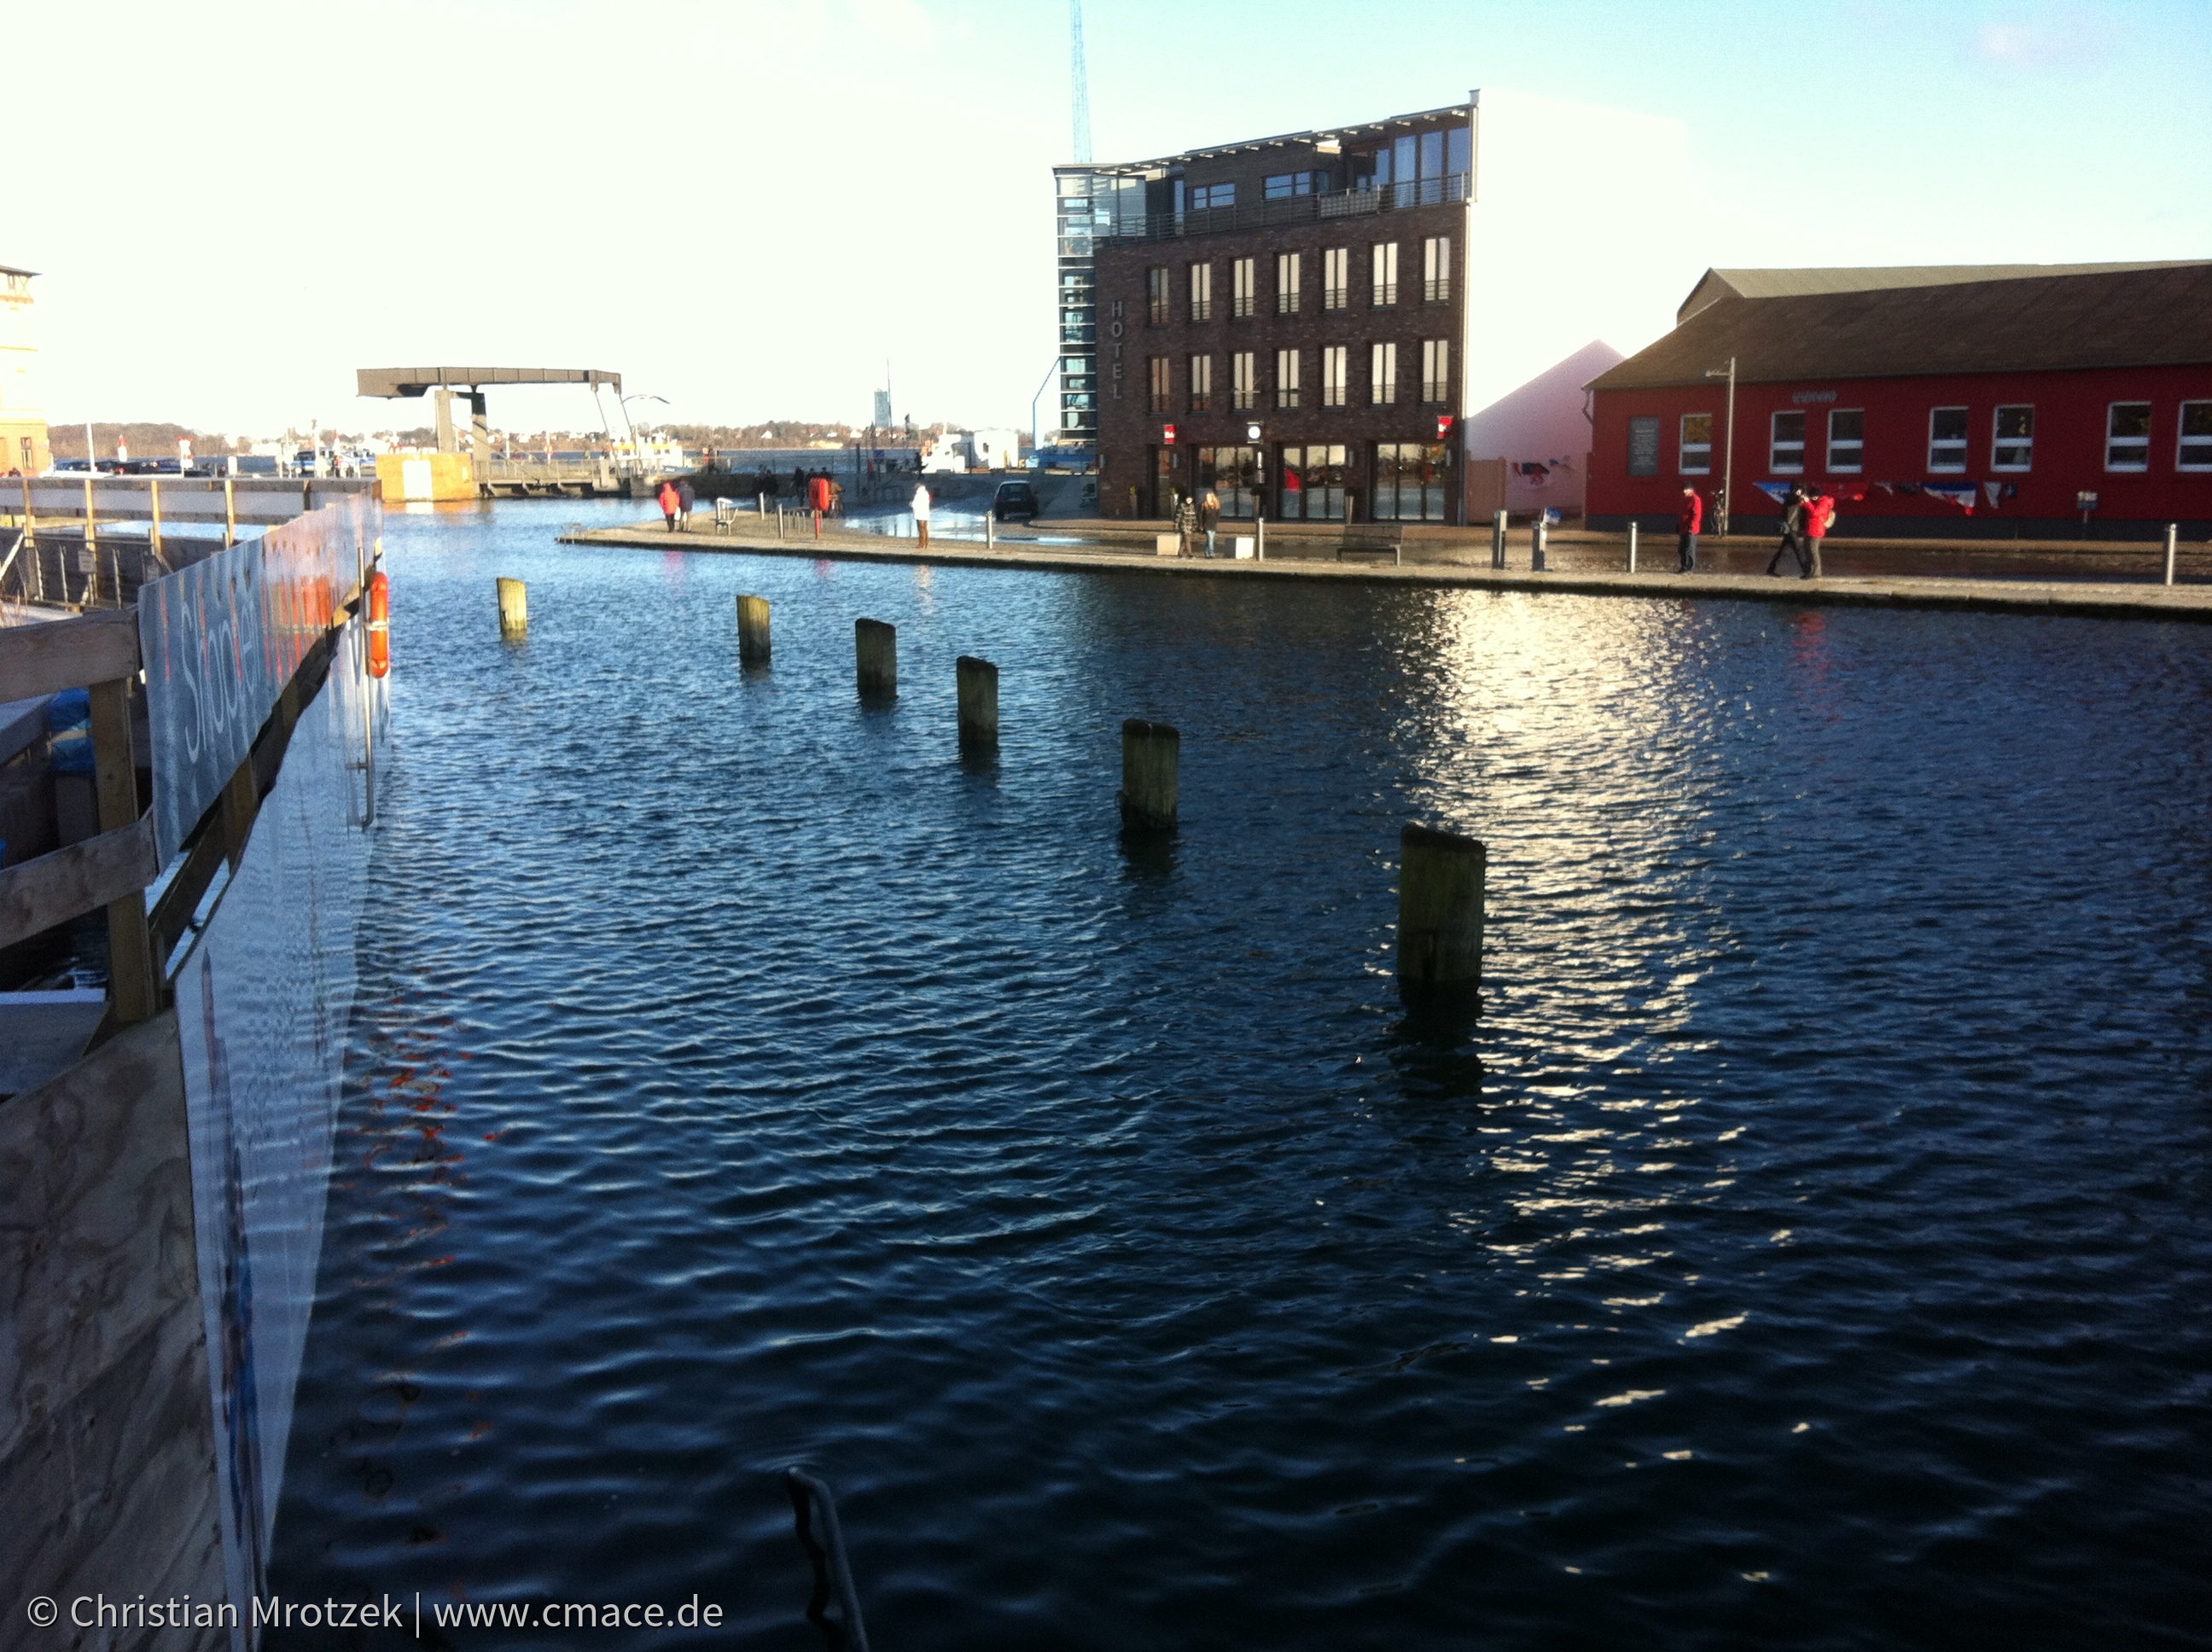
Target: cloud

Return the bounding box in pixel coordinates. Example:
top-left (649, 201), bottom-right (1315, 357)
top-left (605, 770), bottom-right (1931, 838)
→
top-left (1968, 3), bottom-right (2112, 70)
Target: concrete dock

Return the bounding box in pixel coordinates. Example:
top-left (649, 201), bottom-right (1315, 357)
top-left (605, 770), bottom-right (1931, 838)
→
top-left (559, 515), bottom-right (2212, 625)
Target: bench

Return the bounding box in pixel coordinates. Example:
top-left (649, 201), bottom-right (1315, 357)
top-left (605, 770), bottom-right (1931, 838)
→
top-left (1333, 522), bottom-right (1406, 566)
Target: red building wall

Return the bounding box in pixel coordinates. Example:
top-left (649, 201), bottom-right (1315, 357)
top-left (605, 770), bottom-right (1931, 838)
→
top-left (1589, 364), bottom-right (2212, 535)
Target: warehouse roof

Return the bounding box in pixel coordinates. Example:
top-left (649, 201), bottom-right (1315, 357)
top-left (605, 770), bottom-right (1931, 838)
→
top-left (1591, 261), bottom-right (2212, 392)
top-left (1676, 260), bottom-right (2206, 324)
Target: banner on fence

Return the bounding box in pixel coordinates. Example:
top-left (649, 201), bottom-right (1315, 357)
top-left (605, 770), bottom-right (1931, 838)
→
top-left (138, 492), bottom-right (377, 863)
top-left (173, 610), bottom-right (383, 1644)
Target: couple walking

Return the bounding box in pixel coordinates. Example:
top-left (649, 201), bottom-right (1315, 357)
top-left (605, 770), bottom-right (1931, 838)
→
top-left (1670, 484), bottom-right (1835, 577)
top-left (1767, 484), bottom-right (1836, 579)
top-left (1173, 489), bottom-right (1223, 557)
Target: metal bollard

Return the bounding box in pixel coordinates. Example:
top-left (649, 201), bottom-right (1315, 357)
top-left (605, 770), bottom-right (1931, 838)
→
top-left (1531, 517), bottom-right (1548, 573)
top-left (1627, 521), bottom-right (1638, 573)
top-left (1491, 509), bottom-right (1508, 570)
top-left (2165, 522), bottom-right (2178, 586)
top-left (987, 509), bottom-right (995, 549)
top-left (1256, 516), bottom-right (1266, 561)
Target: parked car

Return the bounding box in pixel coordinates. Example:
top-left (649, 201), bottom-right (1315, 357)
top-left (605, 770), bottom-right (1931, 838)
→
top-left (992, 480), bottom-right (1039, 522)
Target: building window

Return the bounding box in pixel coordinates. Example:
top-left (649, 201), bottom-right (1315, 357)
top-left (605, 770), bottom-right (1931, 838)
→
top-left (1372, 242), bottom-right (1398, 306)
top-left (1992, 404), bottom-right (2034, 471)
top-left (1149, 357), bottom-right (1172, 414)
top-left (1232, 258), bottom-right (1256, 318)
top-left (1189, 354), bottom-right (1214, 412)
top-left (1375, 442), bottom-right (1447, 521)
top-left (2106, 402), bottom-right (2151, 471)
top-left (1628, 416), bottom-right (1661, 477)
top-left (1679, 412), bottom-right (1713, 474)
top-left (1423, 236), bottom-right (1452, 303)
top-left (1276, 253), bottom-right (1301, 316)
top-left (1191, 182), bottom-right (1236, 210)
top-left (2180, 402), bottom-right (2212, 470)
top-left (1928, 406), bottom-right (1968, 472)
top-left (1276, 348), bottom-right (1301, 410)
top-left (1264, 172), bottom-right (1316, 200)
top-left (1279, 444), bottom-right (1347, 521)
top-left (1232, 351), bottom-right (1257, 411)
top-left (1321, 346), bottom-right (1348, 408)
top-left (1189, 262), bottom-right (1213, 322)
top-left (1371, 341), bottom-right (1397, 405)
top-left (1420, 339), bottom-right (1449, 404)
top-left (1827, 409), bottom-right (1864, 474)
top-left (1770, 410), bottom-right (1806, 472)
top-left (1196, 445), bottom-right (1261, 519)
top-left (1322, 247), bottom-right (1349, 311)
top-left (1146, 266), bottom-right (1168, 325)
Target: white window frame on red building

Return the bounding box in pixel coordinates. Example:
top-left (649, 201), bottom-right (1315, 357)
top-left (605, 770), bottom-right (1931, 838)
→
top-left (1826, 409), bottom-right (1865, 474)
top-left (1991, 404), bottom-right (2035, 472)
top-left (1679, 412), bottom-right (1712, 474)
top-left (2180, 401), bottom-right (2212, 471)
top-left (1928, 407), bottom-right (1969, 473)
top-left (2104, 401), bottom-right (2151, 472)
top-left (1769, 410), bottom-right (1806, 474)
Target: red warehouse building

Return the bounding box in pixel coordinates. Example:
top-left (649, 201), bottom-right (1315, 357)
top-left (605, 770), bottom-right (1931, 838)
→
top-left (1586, 261), bottom-right (2212, 539)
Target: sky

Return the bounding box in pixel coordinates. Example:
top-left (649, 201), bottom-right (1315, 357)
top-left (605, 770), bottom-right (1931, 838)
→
top-left (5, 0), bottom-right (2209, 439)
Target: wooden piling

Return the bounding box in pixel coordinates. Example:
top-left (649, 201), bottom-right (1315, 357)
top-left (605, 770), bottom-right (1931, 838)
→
top-left (1397, 823), bottom-right (1485, 998)
top-left (855, 617), bottom-right (897, 698)
top-left (1118, 718), bottom-right (1179, 831)
top-left (497, 577), bottom-right (527, 637)
top-left (957, 655), bottom-right (998, 746)
top-left (737, 593), bottom-right (771, 665)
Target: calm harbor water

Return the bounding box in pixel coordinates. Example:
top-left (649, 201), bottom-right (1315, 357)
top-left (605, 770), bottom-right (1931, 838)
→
top-left (268, 498), bottom-right (2212, 1649)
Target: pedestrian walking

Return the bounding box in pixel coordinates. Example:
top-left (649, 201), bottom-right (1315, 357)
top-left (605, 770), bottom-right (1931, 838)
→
top-left (1802, 489), bottom-right (1836, 579)
top-left (1200, 488), bottom-right (1222, 558)
top-left (1767, 486), bottom-right (1811, 576)
top-left (678, 478), bottom-right (696, 526)
top-left (659, 479), bottom-right (681, 532)
top-left (1173, 491), bottom-right (1197, 558)
top-left (911, 480), bottom-right (933, 549)
top-left (1677, 485), bottom-right (1703, 572)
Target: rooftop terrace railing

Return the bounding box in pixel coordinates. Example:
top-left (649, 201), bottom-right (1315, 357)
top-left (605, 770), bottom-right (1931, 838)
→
top-left (1095, 172), bottom-right (1472, 246)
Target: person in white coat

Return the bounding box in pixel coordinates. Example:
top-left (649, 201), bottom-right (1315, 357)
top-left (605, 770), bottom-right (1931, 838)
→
top-left (911, 481), bottom-right (933, 549)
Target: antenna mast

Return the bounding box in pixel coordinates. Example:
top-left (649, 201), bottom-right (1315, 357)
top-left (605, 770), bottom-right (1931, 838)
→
top-left (1069, 0), bottom-right (1091, 162)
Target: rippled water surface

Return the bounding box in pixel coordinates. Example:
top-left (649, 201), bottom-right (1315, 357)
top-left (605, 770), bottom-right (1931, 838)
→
top-left (268, 499), bottom-right (2212, 1649)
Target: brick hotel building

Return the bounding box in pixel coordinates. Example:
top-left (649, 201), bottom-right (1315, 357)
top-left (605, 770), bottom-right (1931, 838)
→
top-left (1057, 101), bottom-right (1477, 526)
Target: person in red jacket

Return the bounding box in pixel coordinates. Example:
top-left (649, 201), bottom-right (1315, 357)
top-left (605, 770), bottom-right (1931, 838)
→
top-left (658, 479), bottom-right (681, 532)
top-left (1802, 490), bottom-right (1837, 579)
top-left (1676, 485), bottom-right (1703, 573)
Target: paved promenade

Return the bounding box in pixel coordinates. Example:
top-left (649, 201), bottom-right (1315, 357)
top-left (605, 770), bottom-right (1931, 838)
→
top-left (560, 516), bottom-right (2212, 625)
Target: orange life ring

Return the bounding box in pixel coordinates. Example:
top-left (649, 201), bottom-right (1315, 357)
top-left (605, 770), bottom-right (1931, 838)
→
top-left (367, 569), bottom-right (391, 678)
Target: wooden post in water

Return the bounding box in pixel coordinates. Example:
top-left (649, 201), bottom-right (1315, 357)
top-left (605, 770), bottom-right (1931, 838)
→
top-left (1397, 823), bottom-right (1485, 1001)
top-left (1118, 718), bottom-right (1179, 831)
top-left (497, 577), bottom-right (528, 637)
top-left (737, 594), bottom-right (771, 665)
top-left (957, 655), bottom-right (998, 747)
top-left (854, 617), bottom-right (897, 698)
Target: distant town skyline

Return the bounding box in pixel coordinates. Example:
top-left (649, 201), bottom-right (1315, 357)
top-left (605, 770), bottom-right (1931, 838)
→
top-left (9, 0), bottom-right (2208, 438)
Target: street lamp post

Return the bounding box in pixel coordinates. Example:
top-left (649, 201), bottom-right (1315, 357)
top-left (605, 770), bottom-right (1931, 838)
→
top-left (1029, 355), bottom-right (1062, 461)
top-left (1703, 357), bottom-right (1737, 537)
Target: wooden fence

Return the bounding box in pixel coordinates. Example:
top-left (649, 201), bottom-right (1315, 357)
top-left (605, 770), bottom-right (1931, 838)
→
top-left (0, 567), bottom-right (368, 1047)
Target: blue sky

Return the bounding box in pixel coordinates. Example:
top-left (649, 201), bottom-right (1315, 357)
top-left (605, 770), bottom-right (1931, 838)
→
top-left (7, 0), bottom-right (2207, 437)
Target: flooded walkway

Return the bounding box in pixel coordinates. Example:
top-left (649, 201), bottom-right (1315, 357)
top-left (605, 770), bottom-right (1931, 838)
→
top-left (566, 515), bottom-right (2212, 625)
